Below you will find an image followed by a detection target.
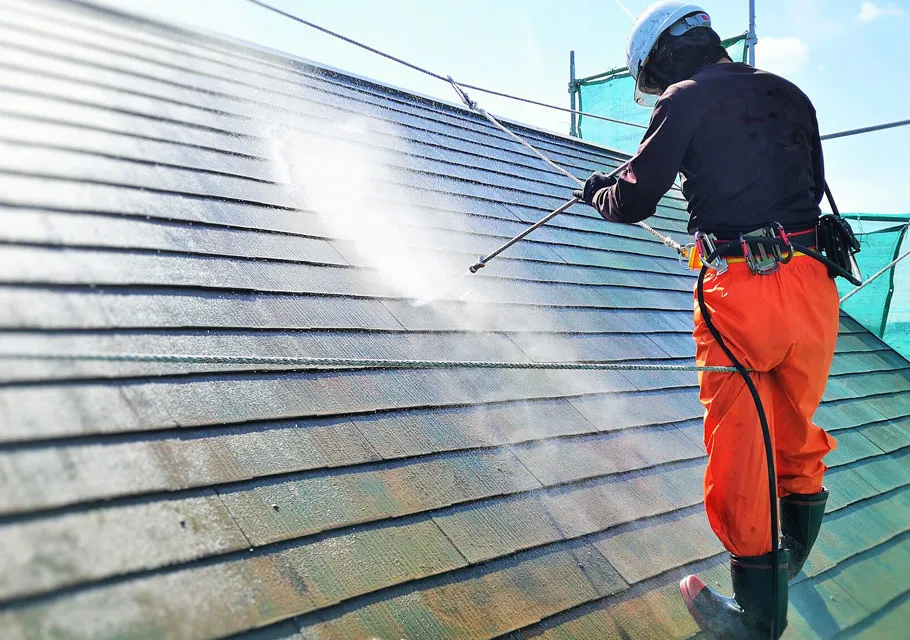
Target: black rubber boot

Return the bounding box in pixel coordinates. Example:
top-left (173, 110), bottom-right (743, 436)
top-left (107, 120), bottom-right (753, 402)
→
top-left (680, 550), bottom-right (789, 640)
top-left (780, 488), bottom-right (828, 580)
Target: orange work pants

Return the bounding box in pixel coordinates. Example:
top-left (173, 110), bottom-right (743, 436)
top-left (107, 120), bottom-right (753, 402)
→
top-left (694, 256), bottom-right (840, 557)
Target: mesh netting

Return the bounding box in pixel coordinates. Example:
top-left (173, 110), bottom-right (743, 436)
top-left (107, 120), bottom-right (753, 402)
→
top-left (574, 34), bottom-right (748, 153)
top-left (838, 215), bottom-right (910, 360)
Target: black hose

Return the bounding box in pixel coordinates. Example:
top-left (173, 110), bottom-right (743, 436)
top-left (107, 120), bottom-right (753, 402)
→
top-left (791, 243), bottom-right (863, 286)
top-left (696, 265), bottom-right (780, 640)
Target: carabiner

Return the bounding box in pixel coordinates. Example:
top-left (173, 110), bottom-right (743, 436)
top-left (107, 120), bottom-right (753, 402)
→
top-left (695, 231), bottom-right (728, 274)
top-left (773, 222), bottom-right (794, 264)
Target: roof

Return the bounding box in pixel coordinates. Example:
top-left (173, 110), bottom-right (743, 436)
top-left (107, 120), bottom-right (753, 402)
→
top-left (1, 0), bottom-right (908, 638)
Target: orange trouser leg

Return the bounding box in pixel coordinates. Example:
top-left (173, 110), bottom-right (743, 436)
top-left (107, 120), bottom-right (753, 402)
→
top-left (694, 257), bottom-right (839, 557)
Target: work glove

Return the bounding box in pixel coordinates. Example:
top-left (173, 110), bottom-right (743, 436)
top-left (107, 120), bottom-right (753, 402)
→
top-left (573, 171), bottom-right (618, 207)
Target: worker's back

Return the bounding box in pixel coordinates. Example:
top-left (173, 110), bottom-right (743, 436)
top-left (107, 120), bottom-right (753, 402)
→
top-left (672, 62), bottom-right (823, 235)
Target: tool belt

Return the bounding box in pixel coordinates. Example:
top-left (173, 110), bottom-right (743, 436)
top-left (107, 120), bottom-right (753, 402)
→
top-left (690, 218), bottom-right (862, 285)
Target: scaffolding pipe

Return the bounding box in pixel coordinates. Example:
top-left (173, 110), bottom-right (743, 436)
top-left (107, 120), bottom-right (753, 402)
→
top-left (569, 50), bottom-right (578, 137)
top-left (747, 0), bottom-right (757, 66)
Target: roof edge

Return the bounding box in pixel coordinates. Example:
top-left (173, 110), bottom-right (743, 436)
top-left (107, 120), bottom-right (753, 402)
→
top-left (69, 0), bottom-right (633, 162)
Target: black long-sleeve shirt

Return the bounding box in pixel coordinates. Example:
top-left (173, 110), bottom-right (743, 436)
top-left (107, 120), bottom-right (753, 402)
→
top-left (594, 62), bottom-right (824, 235)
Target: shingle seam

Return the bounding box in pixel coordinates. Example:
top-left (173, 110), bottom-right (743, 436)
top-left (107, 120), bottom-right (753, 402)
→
top-left (1, 220), bottom-right (683, 270)
top-left (820, 388), bottom-right (910, 407)
top-left (0, 107), bottom-right (263, 160)
top-left (0, 327), bottom-right (698, 338)
top-left (282, 509), bottom-right (720, 637)
top-left (0, 167), bottom-right (300, 210)
top-left (0, 184), bottom-right (687, 255)
top-left (0, 155), bottom-right (689, 232)
top-left (0, 237), bottom-right (693, 288)
top-left (818, 484), bottom-right (910, 527)
top-left (0, 510), bottom-right (449, 611)
top-left (0, 85), bottom-right (627, 196)
top-left (3, 2), bottom-right (506, 140)
top-left (493, 552), bottom-right (729, 640)
top-left (0, 318), bottom-right (695, 336)
top-left (0, 192), bottom-right (685, 258)
top-left (0, 79), bottom-right (262, 137)
top-left (0, 52), bottom-right (248, 119)
top-left (0, 242), bottom-right (695, 293)
top-left (33, 0), bottom-right (681, 183)
top-left (428, 517), bottom-right (473, 567)
top-left (826, 479), bottom-right (909, 517)
top-left (0, 282), bottom-right (697, 313)
top-left (0, 457), bottom-right (707, 608)
top-left (0, 399), bottom-right (705, 473)
top-left (791, 527), bottom-right (909, 589)
top-left (0, 107), bottom-right (595, 198)
top-left (829, 589), bottom-right (910, 639)
top-left (0, 14), bottom-right (642, 174)
top-left (90, 0), bottom-right (680, 177)
top-left (4, 388), bottom-right (898, 465)
top-left (29, 0), bottom-right (635, 165)
top-left (826, 445), bottom-right (910, 473)
top-left (0, 424), bottom-right (706, 523)
top-left (0, 163), bottom-right (687, 250)
top-left (0, 56), bottom-right (680, 216)
top-left (0, 194), bottom-right (689, 259)
top-left (0, 46), bottom-right (620, 181)
top-left (825, 415), bottom-right (910, 435)
top-left (0, 135), bottom-right (281, 185)
top-left (0, 384), bottom-right (704, 441)
top-left (212, 489), bottom-right (255, 551)
top-left (0, 400), bottom-right (910, 510)
top-left (829, 359), bottom-right (910, 375)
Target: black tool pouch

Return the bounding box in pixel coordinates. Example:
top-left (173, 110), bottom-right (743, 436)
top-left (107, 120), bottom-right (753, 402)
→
top-left (816, 183), bottom-right (862, 283)
top-left (817, 214), bottom-right (861, 281)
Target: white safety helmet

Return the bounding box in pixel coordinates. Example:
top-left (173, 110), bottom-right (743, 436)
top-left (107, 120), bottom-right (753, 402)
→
top-left (626, 1), bottom-right (712, 106)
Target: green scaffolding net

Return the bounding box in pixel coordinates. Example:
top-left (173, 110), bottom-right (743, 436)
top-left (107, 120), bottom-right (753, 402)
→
top-left (572, 34), bottom-right (748, 154)
top-left (839, 214), bottom-right (910, 361)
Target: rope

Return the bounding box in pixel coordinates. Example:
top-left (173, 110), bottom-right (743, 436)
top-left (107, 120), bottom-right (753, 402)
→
top-left (840, 245), bottom-right (910, 303)
top-left (447, 77), bottom-right (688, 257)
top-left (245, 0), bottom-right (688, 258)
top-left (455, 82), bottom-right (647, 129)
top-left (244, 0), bottom-right (645, 130)
top-left (245, 0), bottom-right (447, 81)
top-left (0, 352), bottom-right (739, 372)
top-left (448, 77), bottom-right (585, 189)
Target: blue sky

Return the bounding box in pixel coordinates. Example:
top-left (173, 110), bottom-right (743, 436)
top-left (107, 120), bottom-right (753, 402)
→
top-left (106, 0), bottom-right (909, 214)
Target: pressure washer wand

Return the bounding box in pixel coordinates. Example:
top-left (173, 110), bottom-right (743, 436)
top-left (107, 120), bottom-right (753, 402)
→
top-left (468, 160), bottom-right (631, 273)
top-left (469, 197), bottom-right (578, 273)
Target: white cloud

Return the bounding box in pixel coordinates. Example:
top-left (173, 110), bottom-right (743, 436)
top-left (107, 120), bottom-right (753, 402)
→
top-left (858, 2), bottom-right (906, 22)
top-left (755, 37), bottom-right (809, 76)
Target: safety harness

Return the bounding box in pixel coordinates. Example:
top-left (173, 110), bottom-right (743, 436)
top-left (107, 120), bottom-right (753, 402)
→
top-left (690, 213), bottom-right (862, 285)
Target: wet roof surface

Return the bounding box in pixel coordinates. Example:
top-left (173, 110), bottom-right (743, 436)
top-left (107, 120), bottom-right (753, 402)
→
top-left (0, 1), bottom-right (908, 638)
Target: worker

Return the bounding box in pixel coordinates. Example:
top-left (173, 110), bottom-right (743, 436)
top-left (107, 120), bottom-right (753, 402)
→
top-left (573, 2), bottom-right (836, 638)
